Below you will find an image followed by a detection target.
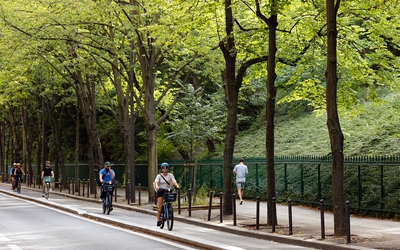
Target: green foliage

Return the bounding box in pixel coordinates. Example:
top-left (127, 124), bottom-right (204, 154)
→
top-left (163, 84), bottom-right (225, 160)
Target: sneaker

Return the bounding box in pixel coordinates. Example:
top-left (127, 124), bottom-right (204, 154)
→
top-left (240, 200), bottom-right (243, 205)
top-left (42, 194), bottom-right (45, 197)
top-left (157, 220), bottom-right (162, 226)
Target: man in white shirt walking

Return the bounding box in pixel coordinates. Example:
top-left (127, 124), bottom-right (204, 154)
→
top-left (233, 158), bottom-right (248, 205)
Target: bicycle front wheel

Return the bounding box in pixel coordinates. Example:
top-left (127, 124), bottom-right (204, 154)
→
top-left (160, 206), bottom-right (165, 229)
top-left (166, 203), bottom-right (174, 231)
top-left (102, 199), bottom-right (106, 214)
top-left (45, 183), bottom-right (50, 199)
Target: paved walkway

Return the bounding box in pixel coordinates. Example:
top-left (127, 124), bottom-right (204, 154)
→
top-left (2, 182), bottom-right (400, 249)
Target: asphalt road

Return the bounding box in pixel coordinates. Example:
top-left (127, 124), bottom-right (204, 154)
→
top-left (0, 194), bottom-right (199, 250)
top-left (0, 186), bottom-right (312, 250)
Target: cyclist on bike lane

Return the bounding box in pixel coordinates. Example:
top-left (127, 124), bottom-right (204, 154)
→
top-left (99, 161), bottom-right (115, 210)
top-left (10, 163), bottom-right (16, 191)
top-left (153, 162), bottom-right (180, 226)
top-left (41, 161), bottom-right (54, 197)
top-left (13, 163), bottom-right (25, 191)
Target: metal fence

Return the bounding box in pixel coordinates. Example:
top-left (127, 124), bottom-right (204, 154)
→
top-left (3, 155), bottom-right (400, 214)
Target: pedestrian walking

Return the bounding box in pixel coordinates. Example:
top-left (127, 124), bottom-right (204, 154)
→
top-left (233, 158), bottom-right (248, 205)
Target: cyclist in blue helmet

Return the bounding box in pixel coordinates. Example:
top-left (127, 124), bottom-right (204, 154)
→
top-left (153, 162), bottom-right (179, 226)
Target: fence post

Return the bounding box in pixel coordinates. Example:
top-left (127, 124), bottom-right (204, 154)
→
top-left (320, 199), bottom-right (325, 239)
top-left (220, 192), bottom-right (223, 223)
top-left (208, 191), bottom-right (213, 221)
top-left (346, 201), bottom-right (351, 243)
top-left (127, 181), bottom-right (130, 204)
top-left (256, 197), bottom-right (260, 230)
top-left (188, 189), bottom-right (192, 217)
top-left (177, 187), bottom-right (180, 214)
top-left (138, 183), bottom-right (142, 206)
top-left (288, 199), bottom-right (292, 235)
top-left (232, 194), bottom-right (236, 226)
top-left (272, 197), bottom-right (276, 233)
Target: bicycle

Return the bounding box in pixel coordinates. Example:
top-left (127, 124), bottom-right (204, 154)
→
top-left (15, 175), bottom-right (22, 194)
top-left (44, 176), bottom-right (52, 199)
top-left (102, 182), bottom-right (114, 215)
top-left (159, 188), bottom-right (177, 231)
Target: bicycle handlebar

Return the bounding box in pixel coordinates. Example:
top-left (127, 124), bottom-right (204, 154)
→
top-left (158, 187), bottom-right (179, 192)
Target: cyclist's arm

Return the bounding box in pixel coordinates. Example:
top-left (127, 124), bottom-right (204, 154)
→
top-left (109, 169), bottom-right (115, 179)
top-left (51, 170), bottom-right (55, 178)
top-left (99, 174), bottom-right (104, 183)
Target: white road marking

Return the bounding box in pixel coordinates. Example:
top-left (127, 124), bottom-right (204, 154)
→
top-left (7, 245), bottom-right (22, 250)
top-left (0, 233), bottom-right (10, 241)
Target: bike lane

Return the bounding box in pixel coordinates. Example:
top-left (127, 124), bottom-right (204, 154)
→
top-left (0, 183), bottom-right (389, 250)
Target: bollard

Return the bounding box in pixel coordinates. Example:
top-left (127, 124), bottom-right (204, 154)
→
top-left (114, 182), bottom-right (118, 202)
top-left (256, 197), bottom-right (260, 230)
top-left (188, 189), bottom-right (192, 217)
top-left (208, 191), bottom-right (213, 221)
top-left (72, 178), bottom-right (75, 195)
top-left (320, 199), bottom-right (325, 239)
top-left (127, 181), bottom-right (130, 204)
top-left (232, 194), bottom-right (237, 226)
top-left (82, 179), bottom-right (85, 197)
top-left (78, 179), bottom-right (81, 196)
top-left (288, 199), bottom-right (293, 235)
top-left (272, 197), bottom-right (276, 233)
top-left (346, 201), bottom-right (351, 243)
top-left (86, 180), bottom-right (90, 198)
top-left (177, 187), bottom-right (181, 214)
top-left (220, 192), bottom-right (223, 223)
top-left (68, 178), bottom-right (71, 194)
top-left (138, 183), bottom-right (142, 206)
top-left (59, 176), bottom-right (63, 192)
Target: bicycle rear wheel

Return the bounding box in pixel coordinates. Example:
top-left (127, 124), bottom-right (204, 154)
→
top-left (17, 179), bottom-right (21, 194)
top-left (106, 193), bottom-right (112, 215)
top-left (160, 206), bottom-right (165, 229)
top-left (102, 199), bottom-right (106, 214)
top-left (166, 203), bottom-right (174, 231)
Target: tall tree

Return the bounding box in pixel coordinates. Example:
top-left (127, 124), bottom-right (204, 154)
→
top-left (326, 0), bottom-right (346, 236)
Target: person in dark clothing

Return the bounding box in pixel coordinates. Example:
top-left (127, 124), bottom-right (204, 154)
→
top-left (13, 163), bottom-right (25, 191)
top-left (41, 161), bottom-right (54, 197)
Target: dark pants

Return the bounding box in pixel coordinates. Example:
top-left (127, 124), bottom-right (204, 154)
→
top-left (14, 175), bottom-right (22, 189)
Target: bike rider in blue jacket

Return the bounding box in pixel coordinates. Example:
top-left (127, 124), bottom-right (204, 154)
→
top-left (99, 161), bottom-right (115, 210)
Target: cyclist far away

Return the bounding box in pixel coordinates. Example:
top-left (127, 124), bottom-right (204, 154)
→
top-left (10, 163), bottom-right (16, 190)
top-left (13, 163), bottom-right (25, 191)
top-left (99, 162), bottom-right (115, 206)
top-left (41, 161), bottom-right (54, 197)
top-left (153, 162), bottom-right (180, 226)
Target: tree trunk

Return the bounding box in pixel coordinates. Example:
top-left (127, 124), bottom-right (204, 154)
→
top-left (265, 12), bottom-right (278, 226)
top-left (138, 37), bottom-right (158, 203)
top-left (220, 0), bottom-right (237, 215)
top-left (45, 97), bottom-right (67, 189)
top-left (326, 0), bottom-right (346, 237)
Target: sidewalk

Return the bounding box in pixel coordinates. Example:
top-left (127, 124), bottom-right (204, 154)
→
top-left (2, 182), bottom-right (400, 249)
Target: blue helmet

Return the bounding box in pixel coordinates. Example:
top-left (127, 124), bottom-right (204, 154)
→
top-left (160, 162), bottom-right (169, 169)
